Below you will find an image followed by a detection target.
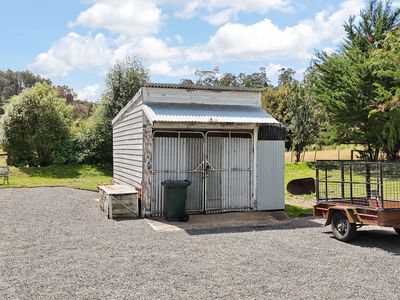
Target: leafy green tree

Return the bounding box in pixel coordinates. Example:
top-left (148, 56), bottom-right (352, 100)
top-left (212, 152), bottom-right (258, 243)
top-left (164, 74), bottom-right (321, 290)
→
top-left (262, 68), bottom-right (296, 124)
top-left (262, 69), bottom-right (325, 157)
top-left (56, 85), bottom-right (76, 104)
top-left (237, 68), bottom-right (269, 87)
top-left (194, 68), bottom-right (269, 88)
top-left (180, 79), bottom-right (195, 85)
top-left (369, 30), bottom-right (400, 159)
top-left (1, 83), bottom-right (72, 166)
top-left (80, 57), bottom-right (149, 164)
top-left (311, 0), bottom-right (400, 160)
top-left (103, 57), bottom-right (149, 120)
top-left (0, 70), bottom-right (51, 103)
top-left (286, 80), bottom-right (324, 162)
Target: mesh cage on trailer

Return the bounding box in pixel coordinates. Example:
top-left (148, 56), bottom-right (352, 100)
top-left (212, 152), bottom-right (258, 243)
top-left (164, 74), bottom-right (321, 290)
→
top-left (316, 160), bottom-right (400, 209)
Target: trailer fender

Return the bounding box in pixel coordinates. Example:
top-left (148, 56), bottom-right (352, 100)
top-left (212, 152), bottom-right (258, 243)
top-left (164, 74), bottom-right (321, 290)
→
top-left (325, 207), bottom-right (361, 226)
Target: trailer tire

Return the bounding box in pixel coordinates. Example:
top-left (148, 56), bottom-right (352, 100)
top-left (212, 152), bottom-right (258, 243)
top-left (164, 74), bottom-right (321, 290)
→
top-left (331, 211), bottom-right (357, 242)
top-left (394, 228), bottom-right (400, 235)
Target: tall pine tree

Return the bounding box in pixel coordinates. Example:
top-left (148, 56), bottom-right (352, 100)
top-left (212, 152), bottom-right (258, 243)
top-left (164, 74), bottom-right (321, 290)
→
top-left (311, 0), bottom-right (400, 160)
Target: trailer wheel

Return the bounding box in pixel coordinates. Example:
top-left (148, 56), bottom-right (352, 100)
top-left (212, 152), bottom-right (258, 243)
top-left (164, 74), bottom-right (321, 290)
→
top-left (394, 228), bottom-right (400, 235)
top-left (331, 212), bottom-right (357, 242)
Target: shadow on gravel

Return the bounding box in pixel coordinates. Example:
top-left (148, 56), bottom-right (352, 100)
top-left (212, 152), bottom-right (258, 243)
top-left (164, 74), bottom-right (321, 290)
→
top-left (111, 217), bottom-right (142, 222)
top-left (345, 230), bottom-right (400, 256)
top-left (185, 218), bottom-right (322, 236)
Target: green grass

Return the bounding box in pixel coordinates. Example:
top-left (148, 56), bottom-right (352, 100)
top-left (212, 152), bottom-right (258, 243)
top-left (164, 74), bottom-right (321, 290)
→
top-left (285, 162), bottom-right (316, 199)
top-left (0, 154), bottom-right (112, 190)
top-left (284, 204), bottom-right (313, 218)
top-left (0, 154), bottom-right (317, 211)
top-left (284, 162), bottom-right (317, 217)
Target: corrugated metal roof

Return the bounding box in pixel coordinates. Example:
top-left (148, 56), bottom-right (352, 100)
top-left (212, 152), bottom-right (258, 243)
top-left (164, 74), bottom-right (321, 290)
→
top-left (143, 102), bottom-right (279, 124)
top-left (144, 82), bottom-right (266, 93)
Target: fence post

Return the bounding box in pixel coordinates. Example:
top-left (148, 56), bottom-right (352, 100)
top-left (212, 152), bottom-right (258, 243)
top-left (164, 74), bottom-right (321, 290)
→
top-left (379, 162), bottom-right (384, 208)
top-left (325, 164), bottom-right (328, 201)
top-left (315, 162), bottom-right (319, 201)
top-left (341, 161), bottom-right (345, 199)
top-left (366, 163), bottom-right (371, 200)
top-left (349, 163), bottom-right (353, 203)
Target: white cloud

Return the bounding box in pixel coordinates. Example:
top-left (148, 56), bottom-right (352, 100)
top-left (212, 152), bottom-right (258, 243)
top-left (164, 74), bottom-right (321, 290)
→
top-left (322, 47), bottom-right (335, 55)
top-left (29, 32), bottom-right (112, 78)
top-left (131, 37), bottom-right (181, 61)
top-left (176, 0), bottom-right (291, 25)
top-left (175, 1), bottom-right (200, 19)
top-left (392, 1), bottom-right (400, 8)
top-left (29, 0), bottom-right (366, 81)
top-left (307, 0), bottom-right (364, 43)
top-left (186, 0), bottom-right (364, 62)
top-left (77, 84), bottom-right (102, 102)
top-left (30, 32), bottom-right (188, 79)
top-left (174, 34), bottom-right (183, 44)
top-left (149, 61), bottom-right (195, 77)
top-left (185, 46), bottom-right (213, 61)
top-left (207, 0), bottom-right (291, 13)
top-left (200, 19), bottom-right (317, 61)
top-left (264, 63), bottom-right (283, 79)
top-left (203, 8), bottom-right (237, 26)
top-left (69, 0), bottom-right (163, 36)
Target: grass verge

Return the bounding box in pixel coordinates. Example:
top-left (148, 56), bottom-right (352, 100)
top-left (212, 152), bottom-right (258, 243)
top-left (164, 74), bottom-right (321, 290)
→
top-left (285, 162), bottom-right (316, 200)
top-left (0, 163), bottom-right (112, 191)
top-left (0, 159), bottom-right (316, 203)
top-left (284, 204), bottom-right (313, 218)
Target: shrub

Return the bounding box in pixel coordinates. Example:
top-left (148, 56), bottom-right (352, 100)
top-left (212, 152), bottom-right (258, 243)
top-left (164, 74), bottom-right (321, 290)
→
top-left (1, 83), bottom-right (73, 166)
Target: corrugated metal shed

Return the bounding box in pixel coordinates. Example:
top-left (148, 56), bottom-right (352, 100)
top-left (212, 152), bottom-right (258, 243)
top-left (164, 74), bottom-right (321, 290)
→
top-left (144, 82), bottom-right (265, 93)
top-left (111, 83), bottom-right (285, 217)
top-left (113, 100), bottom-right (143, 188)
top-left (256, 141), bottom-right (285, 210)
top-left (143, 102), bottom-right (279, 124)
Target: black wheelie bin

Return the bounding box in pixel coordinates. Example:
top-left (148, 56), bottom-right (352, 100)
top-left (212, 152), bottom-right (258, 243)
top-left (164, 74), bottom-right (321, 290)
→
top-left (161, 180), bottom-right (191, 222)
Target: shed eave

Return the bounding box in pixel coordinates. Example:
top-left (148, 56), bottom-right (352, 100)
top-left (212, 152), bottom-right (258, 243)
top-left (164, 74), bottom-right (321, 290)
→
top-left (142, 102), bottom-right (280, 125)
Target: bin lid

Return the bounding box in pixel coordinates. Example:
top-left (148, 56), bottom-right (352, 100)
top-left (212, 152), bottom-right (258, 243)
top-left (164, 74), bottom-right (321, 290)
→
top-left (161, 180), bottom-right (191, 187)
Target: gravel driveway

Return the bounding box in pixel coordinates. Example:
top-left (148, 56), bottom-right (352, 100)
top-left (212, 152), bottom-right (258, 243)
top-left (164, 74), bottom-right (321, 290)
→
top-left (1, 187), bottom-right (400, 299)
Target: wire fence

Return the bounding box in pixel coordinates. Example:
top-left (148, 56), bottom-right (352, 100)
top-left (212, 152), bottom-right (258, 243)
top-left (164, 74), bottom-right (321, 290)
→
top-left (316, 160), bottom-right (400, 209)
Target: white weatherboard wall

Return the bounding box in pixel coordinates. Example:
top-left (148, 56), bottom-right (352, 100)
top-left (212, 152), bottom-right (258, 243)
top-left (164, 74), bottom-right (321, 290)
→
top-left (143, 87), bottom-right (261, 107)
top-left (256, 141), bottom-right (285, 210)
top-left (113, 101), bottom-right (143, 188)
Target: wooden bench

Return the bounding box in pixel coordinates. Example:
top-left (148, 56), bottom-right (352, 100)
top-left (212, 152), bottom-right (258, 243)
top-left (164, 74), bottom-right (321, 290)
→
top-left (0, 166), bottom-right (10, 184)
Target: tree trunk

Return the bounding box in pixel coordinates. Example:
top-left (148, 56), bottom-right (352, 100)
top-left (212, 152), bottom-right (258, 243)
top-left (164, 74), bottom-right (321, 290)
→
top-left (295, 151), bottom-right (302, 162)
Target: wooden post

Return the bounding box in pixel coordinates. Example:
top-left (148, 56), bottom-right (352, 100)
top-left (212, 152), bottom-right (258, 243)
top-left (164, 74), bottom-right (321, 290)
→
top-left (314, 150), bottom-right (317, 162)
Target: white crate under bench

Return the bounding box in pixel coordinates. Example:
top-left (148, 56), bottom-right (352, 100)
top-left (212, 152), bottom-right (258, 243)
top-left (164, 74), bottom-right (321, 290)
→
top-left (98, 184), bottom-right (138, 219)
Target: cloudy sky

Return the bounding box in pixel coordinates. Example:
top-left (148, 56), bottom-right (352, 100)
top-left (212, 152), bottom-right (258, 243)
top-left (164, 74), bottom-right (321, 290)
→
top-left (1, 0), bottom-right (387, 101)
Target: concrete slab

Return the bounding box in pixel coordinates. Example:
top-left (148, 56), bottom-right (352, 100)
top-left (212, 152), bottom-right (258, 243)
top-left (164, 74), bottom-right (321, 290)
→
top-left (146, 211), bottom-right (290, 232)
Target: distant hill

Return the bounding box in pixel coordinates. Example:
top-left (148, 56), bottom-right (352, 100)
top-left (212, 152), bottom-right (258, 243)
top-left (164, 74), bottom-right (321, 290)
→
top-left (0, 71), bottom-right (96, 121)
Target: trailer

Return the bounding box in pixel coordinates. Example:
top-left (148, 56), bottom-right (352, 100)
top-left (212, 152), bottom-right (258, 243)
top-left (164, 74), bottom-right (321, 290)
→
top-left (313, 160), bottom-right (400, 242)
